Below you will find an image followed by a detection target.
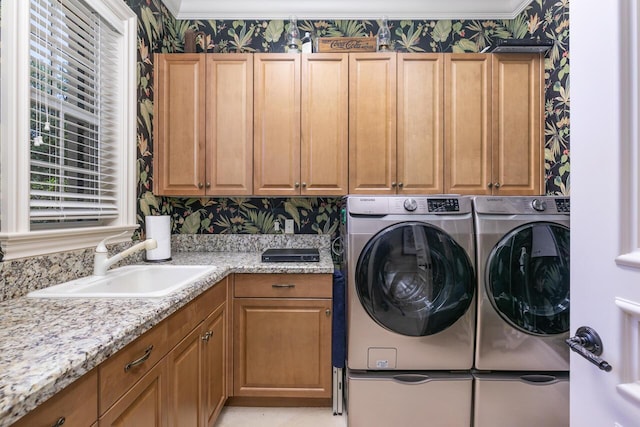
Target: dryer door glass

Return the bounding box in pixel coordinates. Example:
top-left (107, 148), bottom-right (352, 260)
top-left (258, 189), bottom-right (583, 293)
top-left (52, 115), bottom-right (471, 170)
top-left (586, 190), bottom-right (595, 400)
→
top-left (355, 222), bottom-right (475, 337)
top-left (486, 222), bottom-right (570, 335)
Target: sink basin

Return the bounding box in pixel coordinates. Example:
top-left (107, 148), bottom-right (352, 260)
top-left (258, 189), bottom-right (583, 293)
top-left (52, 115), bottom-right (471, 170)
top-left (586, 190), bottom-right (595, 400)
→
top-left (27, 265), bottom-right (217, 298)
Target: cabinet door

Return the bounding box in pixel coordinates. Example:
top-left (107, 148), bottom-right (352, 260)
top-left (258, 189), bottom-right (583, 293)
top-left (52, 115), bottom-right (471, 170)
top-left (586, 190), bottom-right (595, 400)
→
top-left (491, 54), bottom-right (543, 195)
top-left (254, 54), bottom-right (301, 195)
top-left (301, 53), bottom-right (349, 195)
top-left (99, 359), bottom-right (167, 427)
top-left (12, 370), bottom-right (97, 427)
top-left (397, 53), bottom-right (444, 194)
top-left (202, 303), bottom-right (227, 426)
top-left (349, 53), bottom-right (397, 194)
top-left (167, 327), bottom-right (202, 427)
top-left (233, 298), bottom-right (332, 398)
top-left (154, 54), bottom-right (206, 196)
top-left (206, 54), bottom-right (253, 195)
top-left (444, 54), bottom-right (492, 195)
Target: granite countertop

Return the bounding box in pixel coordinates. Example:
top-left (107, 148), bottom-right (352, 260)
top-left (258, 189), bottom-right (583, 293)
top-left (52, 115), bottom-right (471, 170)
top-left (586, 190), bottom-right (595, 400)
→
top-left (0, 250), bottom-right (334, 427)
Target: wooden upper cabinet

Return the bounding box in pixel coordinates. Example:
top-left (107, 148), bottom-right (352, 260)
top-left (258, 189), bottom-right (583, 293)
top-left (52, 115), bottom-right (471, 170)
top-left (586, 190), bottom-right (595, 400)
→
top-left (154, 54), bottom-right (206, 196)
top-left (301, 53), bottom-right (349, 195)
top-left (397, 53), bottom-right (444, 194)
top-left (491, 54), bottom-right (543, 195)
top-left (206, 54), bottom-right (254, 195)
top-left (444, 54), bottom-right (492, 195)
top-left (154, 53), bottom-right (253, 196)
top-left (349, 53), bottom-right (397, 194)
top-left (253, 54), bottom-right (301, 195)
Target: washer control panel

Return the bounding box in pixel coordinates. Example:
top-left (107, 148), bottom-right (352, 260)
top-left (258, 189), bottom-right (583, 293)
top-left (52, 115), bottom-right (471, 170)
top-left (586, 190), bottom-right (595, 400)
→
top-left (347, 196), bottom-right (471, 215)
top-left (427, 198), bottom-right (460, 212)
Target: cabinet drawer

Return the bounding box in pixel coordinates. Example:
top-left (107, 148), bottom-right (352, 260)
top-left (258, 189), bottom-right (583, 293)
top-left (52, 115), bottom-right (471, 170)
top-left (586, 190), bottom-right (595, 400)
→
top-left (234, 274), bottom-right (332, 298)
top-left (13, 369), bottom-right (97, 427)
top-left (99, 321), bottom-right (169, 414)
top-left (167, 277), bottom-right (227, 349)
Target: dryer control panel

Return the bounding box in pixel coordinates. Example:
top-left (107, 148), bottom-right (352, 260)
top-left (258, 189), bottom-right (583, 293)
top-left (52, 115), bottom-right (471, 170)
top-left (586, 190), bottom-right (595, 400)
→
top-left (474, 196), bottom-right (570, 215)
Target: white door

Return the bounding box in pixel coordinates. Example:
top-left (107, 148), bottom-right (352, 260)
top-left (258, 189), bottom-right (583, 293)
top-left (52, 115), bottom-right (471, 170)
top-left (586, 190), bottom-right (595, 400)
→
top-left (572, 1), bottom-right (640, 425)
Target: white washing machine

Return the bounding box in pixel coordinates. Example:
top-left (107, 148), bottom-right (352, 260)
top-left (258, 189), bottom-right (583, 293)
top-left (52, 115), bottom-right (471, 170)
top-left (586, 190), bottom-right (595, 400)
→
top-left (473, 196), bottom-right (570, 371)
top-left (343, 196), bottom-right (476, 371)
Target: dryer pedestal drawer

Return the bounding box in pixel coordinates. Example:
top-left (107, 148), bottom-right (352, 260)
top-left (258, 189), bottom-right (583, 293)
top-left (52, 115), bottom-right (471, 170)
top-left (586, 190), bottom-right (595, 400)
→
top-left (347, 370), bottom-right (472, 427)
top-left (473, 372), bottom-right (569, 427)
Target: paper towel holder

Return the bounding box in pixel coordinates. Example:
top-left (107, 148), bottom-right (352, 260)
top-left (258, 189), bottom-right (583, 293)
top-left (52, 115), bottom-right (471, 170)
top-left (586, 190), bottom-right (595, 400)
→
top-left (144, 215), bottom-right (172, 262)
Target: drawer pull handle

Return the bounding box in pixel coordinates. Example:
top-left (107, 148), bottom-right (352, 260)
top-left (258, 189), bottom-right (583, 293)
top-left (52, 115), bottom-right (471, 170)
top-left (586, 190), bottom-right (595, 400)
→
top-left (202, 331), bottom-right (213, 342)
top-left (326, 309), bottom-right (331, 317)
top-left (52, 417), bottom-right (65, 427)
top-left (272, 284), bottom-right (295, 289)
top-left (124, 345), bottom-right (154, 372)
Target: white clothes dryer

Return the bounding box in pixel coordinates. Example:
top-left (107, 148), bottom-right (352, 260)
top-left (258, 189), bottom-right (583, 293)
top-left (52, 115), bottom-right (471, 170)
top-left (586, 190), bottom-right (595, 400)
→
top-left (343, 196), bottom-right (476, 370)
top-left (473, 196), bottom-right (570, 371)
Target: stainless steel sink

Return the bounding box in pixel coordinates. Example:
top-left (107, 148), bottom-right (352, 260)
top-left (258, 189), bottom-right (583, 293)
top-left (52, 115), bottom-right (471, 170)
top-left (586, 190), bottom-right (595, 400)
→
top-left (27, 264), bottom-right (217, 298)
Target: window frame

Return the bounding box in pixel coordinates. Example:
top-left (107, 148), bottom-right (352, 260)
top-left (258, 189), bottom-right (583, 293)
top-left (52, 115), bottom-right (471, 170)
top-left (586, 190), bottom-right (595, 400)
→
top-left (0, 0), bottom-right (138, 260)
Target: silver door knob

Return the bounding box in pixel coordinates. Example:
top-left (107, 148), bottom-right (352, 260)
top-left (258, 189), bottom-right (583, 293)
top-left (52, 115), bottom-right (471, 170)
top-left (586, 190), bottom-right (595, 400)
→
top-left (566, 326), bottom-right (612, 372)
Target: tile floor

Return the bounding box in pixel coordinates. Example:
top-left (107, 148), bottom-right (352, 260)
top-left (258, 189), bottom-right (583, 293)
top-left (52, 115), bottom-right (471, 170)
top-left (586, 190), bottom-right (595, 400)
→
top-left (215, 406), bottom-right (347, 427)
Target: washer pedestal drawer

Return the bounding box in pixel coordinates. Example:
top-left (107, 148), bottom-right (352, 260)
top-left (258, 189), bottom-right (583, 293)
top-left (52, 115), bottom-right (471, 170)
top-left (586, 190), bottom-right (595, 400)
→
top-left (347, 370), bottom-right (472, 427)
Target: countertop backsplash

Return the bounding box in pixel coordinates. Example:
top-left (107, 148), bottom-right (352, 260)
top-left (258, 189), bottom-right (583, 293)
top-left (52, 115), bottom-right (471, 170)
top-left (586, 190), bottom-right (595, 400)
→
top-left (0, 234), bottom-right (332, 301)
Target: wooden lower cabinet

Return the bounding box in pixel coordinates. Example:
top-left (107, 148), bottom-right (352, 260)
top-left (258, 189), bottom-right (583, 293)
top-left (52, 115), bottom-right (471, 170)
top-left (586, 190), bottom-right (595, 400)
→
top-left (99, 278), bottom-right (228, 427)
top-left (99, 359), bottom-right (168, 427)
top-left (166, 302), bottom-right (227, 427)
top-left (233, 274), bottom-right (333, 399)
top-left (12, 369), bottom-right (98, 427)
top-left (202, 304), bottom-right (227, 425)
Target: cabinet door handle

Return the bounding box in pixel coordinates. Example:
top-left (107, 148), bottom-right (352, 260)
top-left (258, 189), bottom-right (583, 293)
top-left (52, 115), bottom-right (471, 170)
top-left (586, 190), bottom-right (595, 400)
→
top-left (494, 182), bottom-right (501, 188)
top-left (391, 182), bottom-right (397, 188)
top-left (202, 331), bottom-right (213, 342)
top-left (398, 182), bottom-right (404, 188)
top-left (272, 284), bottom-right (295, 289)
top-left (124, 345), bottom-right (154, 372)
top-left (294, 182), bottom-right (300, 188)
top-left (487, 182), bottom-right (493, 188)
top-left (51, 417), bottom-right (65, 427)
top-left (302, 182), bottom-right (307, 188)
top-left (325, 309), bottom-right (331, 317)
top-left (205, 182), bottom-right (211, 188)
top-left (198, 182), bottom-right (204, 189)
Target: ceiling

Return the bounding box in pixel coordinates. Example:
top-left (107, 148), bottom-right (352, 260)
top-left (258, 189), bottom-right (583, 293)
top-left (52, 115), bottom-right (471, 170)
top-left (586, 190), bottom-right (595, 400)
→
top-left (161, 0), bottom-right (535, 20)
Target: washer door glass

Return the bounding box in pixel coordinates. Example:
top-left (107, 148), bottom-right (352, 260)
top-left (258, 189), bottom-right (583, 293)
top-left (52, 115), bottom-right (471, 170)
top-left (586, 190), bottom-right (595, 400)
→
top-left (486, 222), bottom-right (570, 336)
top-left (355, 222), bottom-right (474, 337)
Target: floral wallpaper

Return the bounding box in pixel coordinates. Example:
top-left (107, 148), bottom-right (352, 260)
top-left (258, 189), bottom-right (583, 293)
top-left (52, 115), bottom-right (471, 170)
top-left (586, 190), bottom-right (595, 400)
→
top-left (128, 0), bottom-right (569, 237)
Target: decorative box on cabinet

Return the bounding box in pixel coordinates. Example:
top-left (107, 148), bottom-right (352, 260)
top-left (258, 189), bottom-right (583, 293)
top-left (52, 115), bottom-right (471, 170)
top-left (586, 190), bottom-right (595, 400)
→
top-left (232, 274), bottom-right (333, 401)
top-left (153, 53), bottom-right (253, 196)
top-left (253, 54), bottom-right (348, 196)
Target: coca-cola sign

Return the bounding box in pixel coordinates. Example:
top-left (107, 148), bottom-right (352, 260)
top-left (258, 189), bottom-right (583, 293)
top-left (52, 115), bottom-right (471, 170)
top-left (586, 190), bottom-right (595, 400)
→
top-left (317, 37), bottom-right (377, 52)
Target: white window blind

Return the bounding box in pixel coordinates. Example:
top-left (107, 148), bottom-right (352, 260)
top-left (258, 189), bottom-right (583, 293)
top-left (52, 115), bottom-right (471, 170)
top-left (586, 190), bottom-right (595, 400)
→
top-left (29, 0), bottom-right (120, 227)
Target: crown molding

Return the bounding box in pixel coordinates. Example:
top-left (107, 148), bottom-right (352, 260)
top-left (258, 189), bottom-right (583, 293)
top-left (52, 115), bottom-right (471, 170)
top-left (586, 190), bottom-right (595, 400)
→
top-left (162, 0), bottom-right (534, 20)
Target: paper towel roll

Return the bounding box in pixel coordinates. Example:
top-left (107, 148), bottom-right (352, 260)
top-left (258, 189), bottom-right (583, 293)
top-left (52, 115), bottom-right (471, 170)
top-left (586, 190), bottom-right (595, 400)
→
top-left (145, 215), bottom-right (171, 261)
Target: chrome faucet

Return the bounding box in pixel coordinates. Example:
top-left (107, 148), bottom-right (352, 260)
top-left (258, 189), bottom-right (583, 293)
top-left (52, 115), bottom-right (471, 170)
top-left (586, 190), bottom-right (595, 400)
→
top-left (94, 232), bottom-right (157, 276)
